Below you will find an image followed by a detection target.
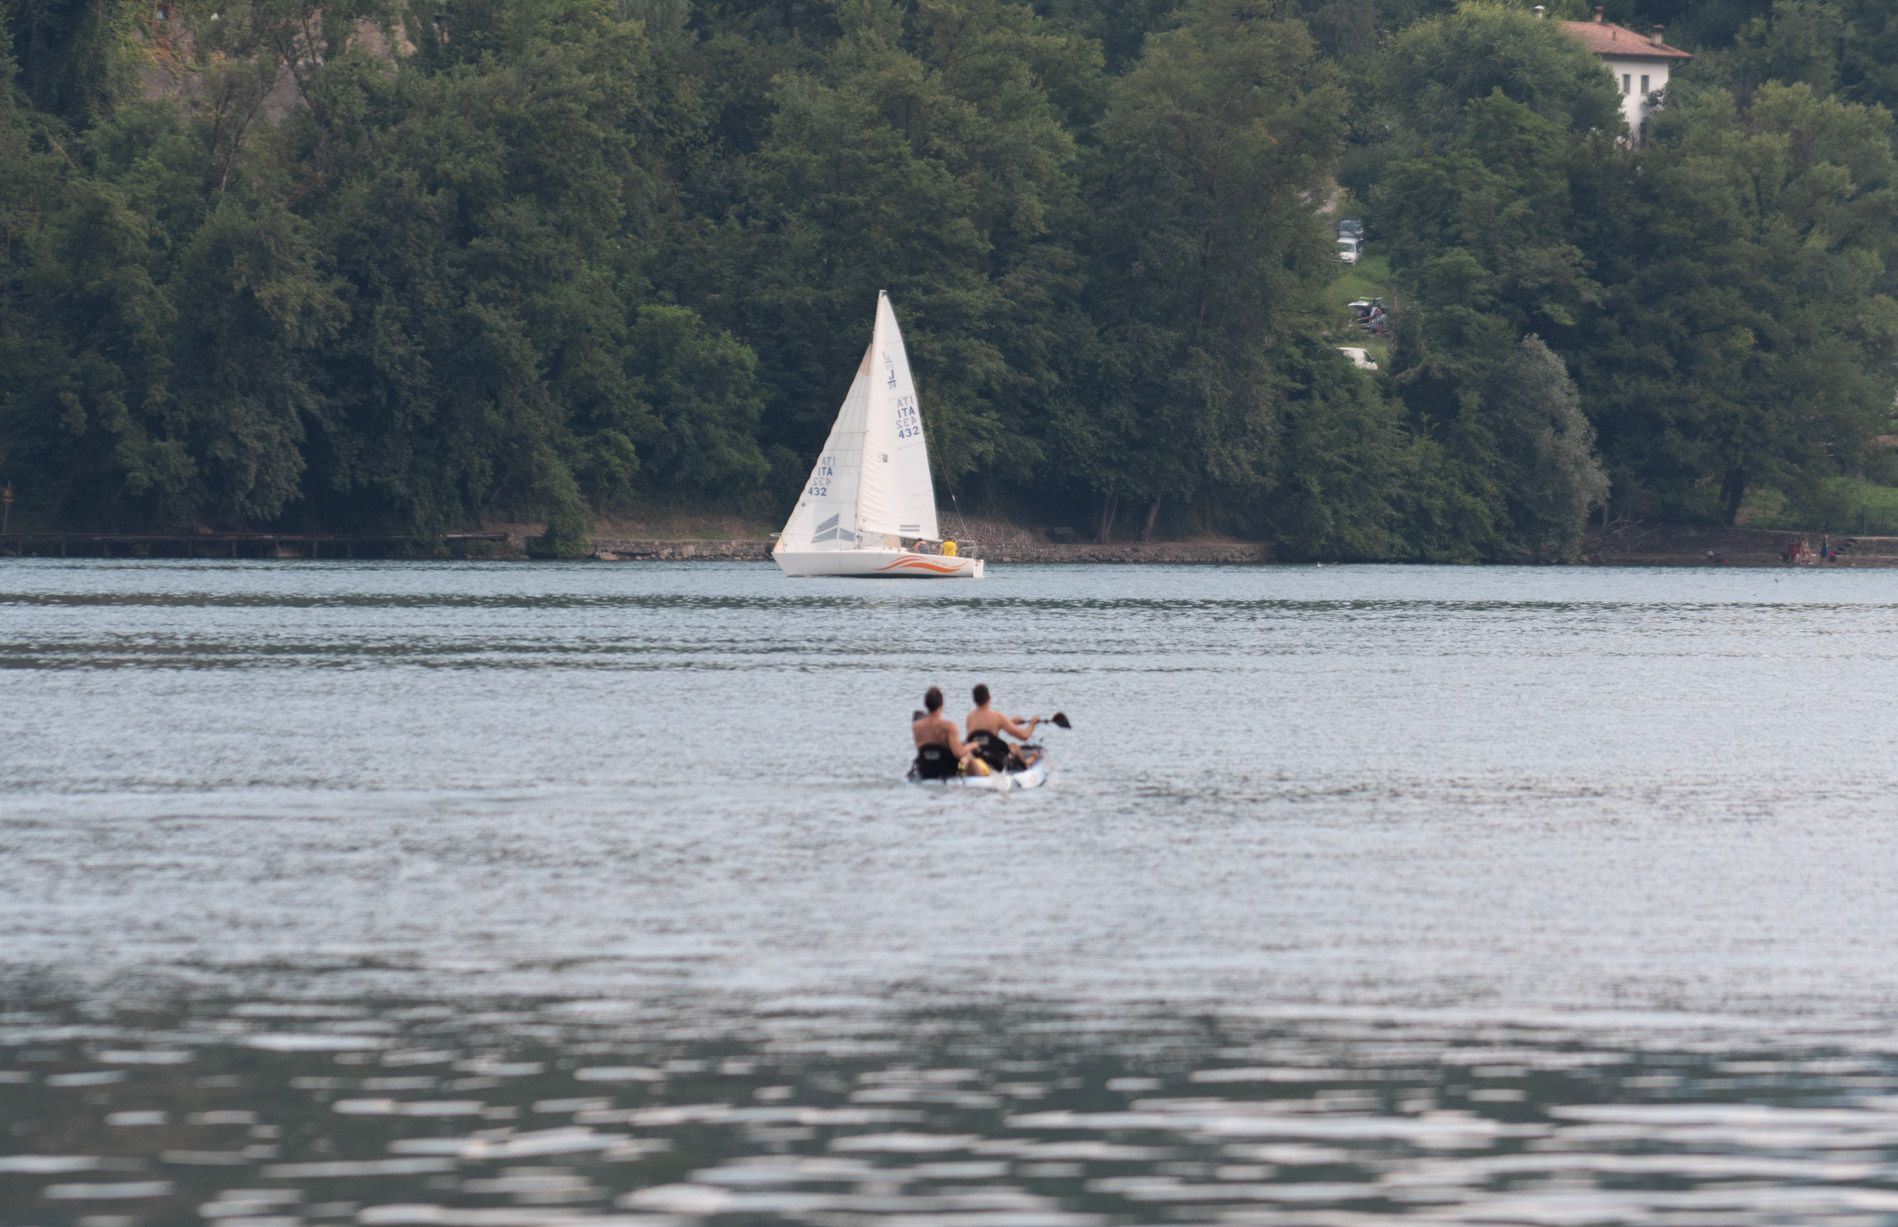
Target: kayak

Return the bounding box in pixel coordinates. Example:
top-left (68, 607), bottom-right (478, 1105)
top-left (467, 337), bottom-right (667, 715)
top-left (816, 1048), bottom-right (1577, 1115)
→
top-left (908, 751), bottom-right (1050, 792)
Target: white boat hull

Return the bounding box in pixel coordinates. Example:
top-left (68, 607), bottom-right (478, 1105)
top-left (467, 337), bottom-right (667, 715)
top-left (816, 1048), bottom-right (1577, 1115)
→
top-left (909, 755), bottom-right (1049, 791)
top-left (775, 548), bottom-right (984, 579)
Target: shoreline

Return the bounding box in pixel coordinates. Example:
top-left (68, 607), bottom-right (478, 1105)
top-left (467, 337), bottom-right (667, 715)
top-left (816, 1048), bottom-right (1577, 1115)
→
top-left (588, 538), bottom-right (1276, 564)
top-left (593, 525), bottom-right (1898, 566)
top-left (7, 525), bottom-right (1894, 567)
top-left (1580, 525), bottom-right (1895, 567)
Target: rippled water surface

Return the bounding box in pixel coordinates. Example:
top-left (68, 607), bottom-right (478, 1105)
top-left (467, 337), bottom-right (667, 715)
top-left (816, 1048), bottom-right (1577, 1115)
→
top-left (6, 559), bottom-right (1898, 1226)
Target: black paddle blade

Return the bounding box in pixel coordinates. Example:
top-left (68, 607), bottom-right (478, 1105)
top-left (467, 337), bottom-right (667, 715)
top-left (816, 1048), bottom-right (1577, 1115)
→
top-left (1050, 712), bottom-right (1072, 729)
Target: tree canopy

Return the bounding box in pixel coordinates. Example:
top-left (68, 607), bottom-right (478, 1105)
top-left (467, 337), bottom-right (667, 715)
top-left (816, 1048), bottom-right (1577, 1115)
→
top-left (4, 0), bottom-right (1898, 556)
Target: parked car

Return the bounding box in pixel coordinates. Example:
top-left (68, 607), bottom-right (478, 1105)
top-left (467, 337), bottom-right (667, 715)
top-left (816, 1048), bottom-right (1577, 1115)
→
top-left (1337, 346), bottom-right (1378, 371)
top-left (1336, 236), bottom-right (1361, 265)
top-left (1338, 218), bottom-right (1364, 239)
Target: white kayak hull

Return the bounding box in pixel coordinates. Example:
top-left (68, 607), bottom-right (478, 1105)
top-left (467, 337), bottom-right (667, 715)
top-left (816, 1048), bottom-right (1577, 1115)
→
top-left (909, 755), bottom-right (1049, 791)
top-left (776, 548), bottom-right (984, 579)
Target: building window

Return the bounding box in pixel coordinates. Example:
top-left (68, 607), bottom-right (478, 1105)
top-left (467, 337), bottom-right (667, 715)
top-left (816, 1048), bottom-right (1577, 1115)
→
top-left (1622, 74), bottom-right (1632, 95)
top-left (1641, 74), bottom-right (1651, 94)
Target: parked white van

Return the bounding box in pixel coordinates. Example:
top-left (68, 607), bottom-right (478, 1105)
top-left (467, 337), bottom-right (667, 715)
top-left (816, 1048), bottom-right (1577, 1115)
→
top-left (1336, 236), bottom-right (1361, 264)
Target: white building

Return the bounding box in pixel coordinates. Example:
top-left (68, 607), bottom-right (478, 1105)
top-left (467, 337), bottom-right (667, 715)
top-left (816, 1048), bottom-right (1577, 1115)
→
top-left (1557, 8), bottom-right (1691, 141)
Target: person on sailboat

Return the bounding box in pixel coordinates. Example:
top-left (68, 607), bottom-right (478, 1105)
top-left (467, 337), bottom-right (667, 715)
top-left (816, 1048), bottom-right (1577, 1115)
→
top-left (966, 684), bottom-right (1042, 770)
top-left (913, 687), bottom-right (983, 779)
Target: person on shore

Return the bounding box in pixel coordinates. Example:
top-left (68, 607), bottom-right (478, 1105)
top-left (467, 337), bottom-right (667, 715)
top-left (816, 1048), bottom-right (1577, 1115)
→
top-left (966, 683), bottom-right (1041, 770)
top-left (913, 687), bottom-right (981, 779)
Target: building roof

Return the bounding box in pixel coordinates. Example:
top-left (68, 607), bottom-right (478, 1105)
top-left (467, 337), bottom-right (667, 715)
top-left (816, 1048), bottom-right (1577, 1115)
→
top-left (1559, 20), bottom-right (1692, 61)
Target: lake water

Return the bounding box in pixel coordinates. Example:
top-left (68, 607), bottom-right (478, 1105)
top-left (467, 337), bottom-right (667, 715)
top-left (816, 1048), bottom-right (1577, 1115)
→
top-left (6, 559), bottom-right (1898, 1226)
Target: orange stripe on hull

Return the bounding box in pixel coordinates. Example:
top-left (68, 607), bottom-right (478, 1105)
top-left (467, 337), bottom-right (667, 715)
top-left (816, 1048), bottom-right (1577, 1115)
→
top-left (877, 556), bottom-right (966, 574)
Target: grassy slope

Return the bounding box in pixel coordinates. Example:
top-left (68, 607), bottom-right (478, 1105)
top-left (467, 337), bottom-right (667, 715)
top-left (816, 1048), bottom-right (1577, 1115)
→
top-left (1328, 252), bottom-right (1394, 366)
top-left (1742, 476), bottom-right (1898, 536)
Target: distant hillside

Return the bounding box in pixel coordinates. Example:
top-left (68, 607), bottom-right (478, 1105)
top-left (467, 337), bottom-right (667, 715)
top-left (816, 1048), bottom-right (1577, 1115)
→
top-left (3, 0), bottom-right (1896, 559)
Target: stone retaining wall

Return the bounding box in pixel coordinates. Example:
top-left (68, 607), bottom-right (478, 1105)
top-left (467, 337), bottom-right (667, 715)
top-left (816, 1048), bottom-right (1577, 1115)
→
top-left (592, 539), bottom-right (773, 561)
top-left (590, 538), bottom-right (1273, 564)
top-left (1583, 526), bottom-right (1898, 566)
top-left (986, 541), bottom-right (1273, 564)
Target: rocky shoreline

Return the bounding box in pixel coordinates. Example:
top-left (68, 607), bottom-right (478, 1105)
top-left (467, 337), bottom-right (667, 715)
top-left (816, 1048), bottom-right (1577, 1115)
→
top-left (1581, 525), bottom-right (1898, 567)
top-left (8, 526), bottom-right (1888, 566)
top-left (588, 538), bottom-right (1274, 564)
top-left (591, 539), bottom-right (774, 561)
top-left (584, 527), bottom-right (1898, 566)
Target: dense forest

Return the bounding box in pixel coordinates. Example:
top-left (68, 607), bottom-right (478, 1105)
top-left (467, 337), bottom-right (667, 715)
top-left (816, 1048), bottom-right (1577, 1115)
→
top-left (3, 0), bottom-right (1897, 558)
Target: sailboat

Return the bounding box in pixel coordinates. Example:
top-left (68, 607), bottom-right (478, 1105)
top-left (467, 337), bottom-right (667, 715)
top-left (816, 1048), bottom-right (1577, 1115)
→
top-left (773, 292), bottom-right (984, 578)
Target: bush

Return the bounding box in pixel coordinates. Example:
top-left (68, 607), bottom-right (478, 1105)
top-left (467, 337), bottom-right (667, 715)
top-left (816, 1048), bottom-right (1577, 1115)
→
top-left (529, 500), bottom-right (594, 559)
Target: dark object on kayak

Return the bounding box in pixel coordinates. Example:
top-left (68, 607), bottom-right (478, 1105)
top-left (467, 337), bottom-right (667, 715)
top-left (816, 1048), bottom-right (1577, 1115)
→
top-left (913, 744), bottom-right (959, 780)
top-left (968, 730), bottom-right (1012, 771)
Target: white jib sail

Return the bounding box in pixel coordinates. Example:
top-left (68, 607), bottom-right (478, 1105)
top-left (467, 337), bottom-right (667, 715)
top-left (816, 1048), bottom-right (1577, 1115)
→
top-left (779, 292), bottom-right (941, 551)
top-left (779, 345), bottom-right (872, 552)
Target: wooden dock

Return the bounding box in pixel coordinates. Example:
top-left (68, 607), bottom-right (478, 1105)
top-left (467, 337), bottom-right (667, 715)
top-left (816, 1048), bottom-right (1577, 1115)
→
top-left (0, 531), bottom-right (511, 559)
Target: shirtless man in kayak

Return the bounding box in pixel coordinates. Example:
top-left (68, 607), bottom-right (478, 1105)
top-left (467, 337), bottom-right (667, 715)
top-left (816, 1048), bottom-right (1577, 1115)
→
top-left (912, 686), bottom-right (980, 777)
top-left (966, 683), bottom-right (1042, 768)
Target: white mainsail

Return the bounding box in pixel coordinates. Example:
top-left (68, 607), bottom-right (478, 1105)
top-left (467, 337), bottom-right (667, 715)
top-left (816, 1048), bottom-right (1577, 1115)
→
top-left (779, 292), bottom-right (941, 552)
top-left (855, 292), bottom-right (940, 542)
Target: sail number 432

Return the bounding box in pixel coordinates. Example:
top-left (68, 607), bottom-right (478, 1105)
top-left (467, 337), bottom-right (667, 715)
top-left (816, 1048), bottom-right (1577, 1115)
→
top-left (895, 396), bottom-right (921, 440)
top-left (808, 456), bottom-right (835, 498)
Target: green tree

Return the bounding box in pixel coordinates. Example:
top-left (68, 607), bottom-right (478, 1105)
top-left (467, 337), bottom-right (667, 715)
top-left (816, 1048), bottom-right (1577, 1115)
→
top-left (1580, 80), bottom-right (1898, 522)
top-left (0, 39), bottom-right (61, 521)
top-left (1377, 91), bottom-right (1619, 338)
top-left (1717, 0), bottom-right (1898, 115)
top-left (6, 120), bottom-right (186, 527)
top-left (1491, 335), bottom-right (1607, 559)
top-left (5, 0), bottom-right (128, 125)
top-left (624, 304), bottom-right (768, 498)
top-left (1263, 342), bottom-right (1407, 560)
top-left (721, 0), bottom-right (1088, 506)
top-left (1370, 8), bottom-right (1620, 556)
top-left (1081, 0), bottom-right (1346, 538)
top-left (1374, 4), bottom-right (1627, 145)
top-left (165, 193), bottom-right (344, 522)
top-left (284, 0), bottom-right (666, 533)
